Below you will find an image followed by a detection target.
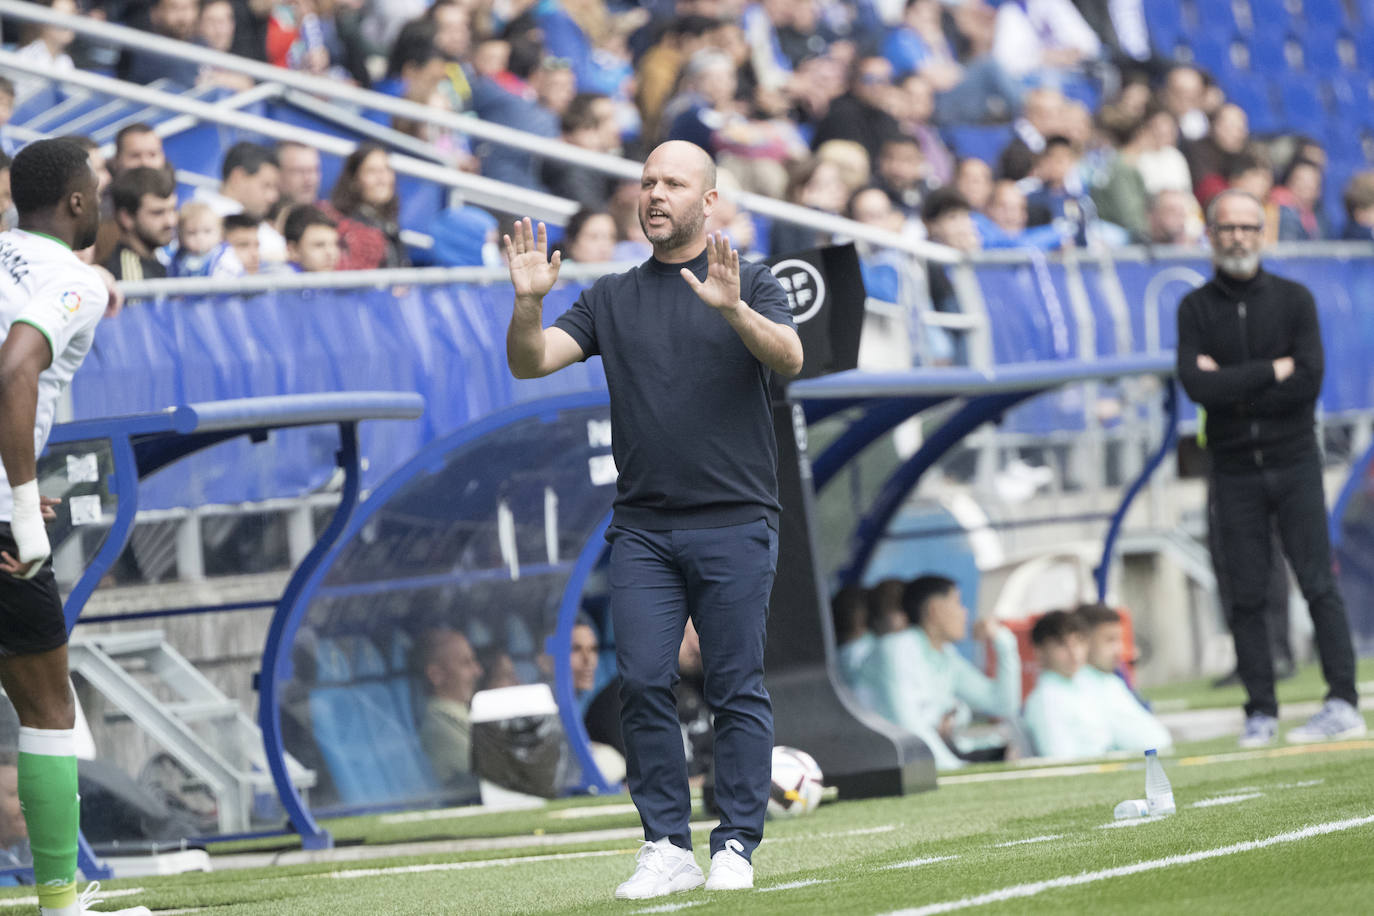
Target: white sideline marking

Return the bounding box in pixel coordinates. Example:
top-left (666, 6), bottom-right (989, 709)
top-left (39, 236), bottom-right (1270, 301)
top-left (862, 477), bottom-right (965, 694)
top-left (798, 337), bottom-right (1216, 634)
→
top-left (550, 803), bottom-right (642, 820)
top-left (1098, 816), bottom-right (1167, 829)
top-left (328, 847), bottom-right (628, 879)
top-left (993, 834), bottom-right (1063, 847)
top-left (771, 825), bottom-right (898, 843)
top-left (941, 761), bottom-right (1130, 785)
top-left (1191, 792), bottom-right (1264, 808)
top-left (881, 855), bottom-right (959, 870)
top-left (379, 806), bottom-right (503, 824)
top-left (1272, 779), bottom-right (1324, 789)
top-left (0, 888), bottom-right (144, 908)
top-left (883, 814), bottom-right (1374, 916)
top-left (631, 903), bottom-right (705, 914)
top-left (759, 879), bottom-right (834, 892)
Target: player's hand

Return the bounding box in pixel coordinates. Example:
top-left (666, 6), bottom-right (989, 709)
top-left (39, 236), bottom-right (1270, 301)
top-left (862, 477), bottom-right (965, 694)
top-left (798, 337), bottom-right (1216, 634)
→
top-left (504, 218), bottom-right (562, 302)
top-left (680, 232), bottom-right (741, 315)
top-left (92, 264), bottom-right (124, 319)
top-left (41, 496), bottom-right (60, 522)
top-left (1273, 356), bottom-right (1295, 381)
top-left (4, 482), bottom-right (50, 579)
top-left (972, 618), bottom-right (996, 642)
top-left (937, 711), bottom-right (957, 742)
top-left (1196, 354), bottom-right (1219, 372)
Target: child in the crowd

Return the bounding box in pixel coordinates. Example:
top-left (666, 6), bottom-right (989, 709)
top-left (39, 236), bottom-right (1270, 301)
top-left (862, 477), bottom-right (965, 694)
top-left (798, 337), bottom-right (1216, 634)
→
top-left (223, 213), bottom-right (262, 275)
top-left (170, 201), bottom-right (244, 278)
top-left (283, 204), bottom-right (341, 273)
top-left (0, 77), bottom-right (16, 157)
top-left (1076, 603), bottom-right (1173, 750)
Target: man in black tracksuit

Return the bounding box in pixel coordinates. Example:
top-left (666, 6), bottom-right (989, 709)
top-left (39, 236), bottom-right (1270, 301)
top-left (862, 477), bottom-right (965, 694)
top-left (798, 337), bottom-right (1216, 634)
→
top-left (1176, 189), bottom-right (1363, 747)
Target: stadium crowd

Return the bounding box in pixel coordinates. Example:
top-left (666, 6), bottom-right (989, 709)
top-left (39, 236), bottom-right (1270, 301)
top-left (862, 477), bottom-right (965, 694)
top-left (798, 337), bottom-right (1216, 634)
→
top-left (0, 0), bottom-right (1370, 295)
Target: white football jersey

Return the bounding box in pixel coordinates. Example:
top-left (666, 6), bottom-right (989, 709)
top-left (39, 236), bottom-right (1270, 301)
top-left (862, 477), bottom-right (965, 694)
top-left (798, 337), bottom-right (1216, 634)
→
top-left (0, 229), bottom-right (106, 521)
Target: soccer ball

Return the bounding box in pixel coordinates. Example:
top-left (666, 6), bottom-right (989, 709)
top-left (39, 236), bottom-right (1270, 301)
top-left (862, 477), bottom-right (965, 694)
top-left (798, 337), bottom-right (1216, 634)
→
top-left (766, 746), bottom-right (824, 819)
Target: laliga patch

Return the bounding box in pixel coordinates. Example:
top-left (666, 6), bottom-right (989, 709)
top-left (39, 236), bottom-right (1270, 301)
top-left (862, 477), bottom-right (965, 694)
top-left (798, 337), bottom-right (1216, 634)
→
top-left (60, 290), bottom-right (81, 312)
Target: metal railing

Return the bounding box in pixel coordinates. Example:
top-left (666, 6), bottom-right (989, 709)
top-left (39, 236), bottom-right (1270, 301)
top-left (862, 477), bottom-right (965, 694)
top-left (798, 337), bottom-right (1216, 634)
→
top-left (0, 0), bottom-right (961, 264)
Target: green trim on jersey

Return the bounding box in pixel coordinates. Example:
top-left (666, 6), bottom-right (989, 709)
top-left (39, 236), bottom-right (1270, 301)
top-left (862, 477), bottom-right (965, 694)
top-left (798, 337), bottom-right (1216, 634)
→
top-left (11, 318), bottom-right (55, 361)
top-left (19, 230), bottom-right (72, 251)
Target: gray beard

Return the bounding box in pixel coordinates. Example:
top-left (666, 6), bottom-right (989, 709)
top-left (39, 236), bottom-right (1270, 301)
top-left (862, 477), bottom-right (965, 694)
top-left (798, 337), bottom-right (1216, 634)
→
top-left (1215, 251), bottom-right (1260, 278)
top-left (641, 205), bottom-right (705, 250)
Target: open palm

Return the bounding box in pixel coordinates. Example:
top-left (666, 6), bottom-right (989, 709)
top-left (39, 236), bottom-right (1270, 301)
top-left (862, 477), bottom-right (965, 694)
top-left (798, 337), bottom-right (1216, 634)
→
top-left (505, 217), bottom-right (562, 299)
top-left (680, 232), bottom-right (740, 312)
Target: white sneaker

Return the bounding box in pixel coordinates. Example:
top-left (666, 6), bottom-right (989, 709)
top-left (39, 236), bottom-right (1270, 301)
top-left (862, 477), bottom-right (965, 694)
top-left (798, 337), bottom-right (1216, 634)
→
top-left (1287, 699), bottom-right (1368, 743)
top-left (614, 839), bottom-right (704, 900)
top-left (1238, 713), bottom-right (1279, 748)
top-left (705, 838), bottom-right (753, 891)
top-left (74, 882), bottom-right (153, 915)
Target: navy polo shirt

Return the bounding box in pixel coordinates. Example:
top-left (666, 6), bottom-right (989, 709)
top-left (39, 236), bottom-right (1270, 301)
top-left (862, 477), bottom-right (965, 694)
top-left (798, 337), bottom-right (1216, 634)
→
top-left (554, 247), bottom-right (796, 530)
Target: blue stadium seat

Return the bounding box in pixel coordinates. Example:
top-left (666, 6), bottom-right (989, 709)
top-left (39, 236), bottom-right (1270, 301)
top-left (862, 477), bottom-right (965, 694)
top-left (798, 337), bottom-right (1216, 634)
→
top-left (1329, 74), bottom-right (1374, 130)
top-left (1187, 33), bottom-right (1235, 77)
top-left (1218, 71), bottom-right (1281, 133)
top-left (1245, 0), bottom-right (1292, 34)
top-left (1146, 0), bottom-right (1185, 54)
top-left (1195, 1), bottom-right (1239, 35)
top-left (940, 124), bottom-right (1012, 164)
top-left (1300, 0), bottom-right (1350, 29)
top-left (1277, 76), bottom-right (1330, 136)
top-left (1300, 25), bottom-right (1346, 76)
top-left (1246, 31), bottom-right (1292, 73)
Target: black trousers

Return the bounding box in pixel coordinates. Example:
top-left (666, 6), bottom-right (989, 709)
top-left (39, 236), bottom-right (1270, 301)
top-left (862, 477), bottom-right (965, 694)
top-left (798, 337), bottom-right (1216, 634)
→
top-left (1208, 487), bottom-right (1292, 667)
top-left (1210, 448), bottom-right (1358, 717)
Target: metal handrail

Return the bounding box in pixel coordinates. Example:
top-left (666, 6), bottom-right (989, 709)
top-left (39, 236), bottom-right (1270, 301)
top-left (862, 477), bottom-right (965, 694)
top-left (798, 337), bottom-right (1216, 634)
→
top-left (0, 0), bottom-right (961, 262)
top-left (0, 50), bottom-right (579, 224)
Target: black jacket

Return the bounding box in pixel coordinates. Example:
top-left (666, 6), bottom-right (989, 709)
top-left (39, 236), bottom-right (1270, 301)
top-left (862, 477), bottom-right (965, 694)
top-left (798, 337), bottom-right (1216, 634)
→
top-left (1176, 267), bottom-right (1324, 471)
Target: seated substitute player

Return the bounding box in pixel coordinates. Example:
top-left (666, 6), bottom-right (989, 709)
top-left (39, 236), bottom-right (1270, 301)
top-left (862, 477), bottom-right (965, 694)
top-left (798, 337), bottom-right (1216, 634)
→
top-left (866, 575), bottom-right (1021, 769)
top-left (0, 139), bottom-right (149, 915)
top-left (1076, 603), bottom-right (1172, 751)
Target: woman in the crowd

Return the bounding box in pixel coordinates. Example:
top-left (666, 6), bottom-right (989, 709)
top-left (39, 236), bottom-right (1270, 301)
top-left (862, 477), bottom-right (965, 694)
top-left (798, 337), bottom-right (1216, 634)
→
top-left (322, 142), bottom-right (410, 270)
top-left (560, 208), bottom-right (619, 263)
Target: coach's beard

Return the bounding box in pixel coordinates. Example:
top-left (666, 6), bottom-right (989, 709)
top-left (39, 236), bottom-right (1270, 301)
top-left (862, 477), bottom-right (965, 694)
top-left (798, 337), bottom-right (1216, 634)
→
top-left (1215, 248), bottom-right (1260, 279)
top-left (642, 201), bottom-right (706, 251)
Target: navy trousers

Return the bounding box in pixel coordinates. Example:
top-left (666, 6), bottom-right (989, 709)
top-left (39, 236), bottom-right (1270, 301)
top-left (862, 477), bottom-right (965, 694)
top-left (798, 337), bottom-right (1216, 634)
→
top-left (608, 519), bottom-right (777, 861)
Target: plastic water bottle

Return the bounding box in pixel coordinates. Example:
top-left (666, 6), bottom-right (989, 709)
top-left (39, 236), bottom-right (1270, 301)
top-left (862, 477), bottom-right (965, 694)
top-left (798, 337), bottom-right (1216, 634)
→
top-left (1144, 749), bottom-right (1175, 815)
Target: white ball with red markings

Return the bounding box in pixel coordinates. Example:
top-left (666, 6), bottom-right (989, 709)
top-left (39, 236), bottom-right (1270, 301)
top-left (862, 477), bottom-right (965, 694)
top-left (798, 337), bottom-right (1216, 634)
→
top-left (766, 746), bottom-right (824, 819)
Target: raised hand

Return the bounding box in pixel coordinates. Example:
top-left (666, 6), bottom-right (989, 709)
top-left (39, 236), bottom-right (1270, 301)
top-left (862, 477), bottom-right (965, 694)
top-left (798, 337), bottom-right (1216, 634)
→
top-left (504, 217), bottom-right (562, 301)
top-left (680, 232), bottom-right (741, 314)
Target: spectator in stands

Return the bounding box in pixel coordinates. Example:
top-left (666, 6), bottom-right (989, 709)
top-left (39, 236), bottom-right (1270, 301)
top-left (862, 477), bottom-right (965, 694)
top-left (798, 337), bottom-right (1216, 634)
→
top-left (832, 585), bottom-right (878, 711)
top-left (665, 49), bottom-right (805, 198)
top-left (1341, 172), bottom-right (1374, 241)
top-left (194, 141), bottom-right (286, 267)
top-left (61, 135), bottom-right (110, 198)
top-left (1145, 189), bottom-right (1203, 246)
top-left (1159, 64), bottom-right (1209, 143)
top-left (476, 648), bottom-right (521, 692)
top-left (607, 180), bottom-right (653, 261)
top-left (1273, 158), bottom-right (1330, 241)
top-left (542, 93), bottom-right (619, 209)
top-left (0, 153), bottom-right (11, 232)
top-left (991, 0), bottom-right (1100, 91)
top-left (529, 58), bottom-right (580, 123)
top-left (866, 575), bottom-right (1021, 770)
top-left (810, 55), bottom-right (902, 166)
top-left (975, 179), bottom-right (1062, 250)
top-left (105, 167), bottom-right (177, 281)
top-left (883, 0), bottom-right (1020, 124)
top-left (922, 187), bottom-right (978, 364)
top-left (890, 74), bottom-right (953, 188)
top-left (284, 204), bottom-right (341, 273)
top-left (274, 141), bottom-right (322, 231)
top-left (1024, 136), bottom-right (1094, 246)
top-left (954, 158), bottom-right (994, 215)
top-left (112, 124), bottom-right (167, 177)
top-left (266, 0), bottom-right (330, 76)
top-left (375, 20), bottom-right (451, 141)
top-left (876, 136), bottom-right (931, 222)
top-left (815, 139), bottom-right (872, 196)
top-left (1187, 104), bottom-right (1250, 209)
top-left (1224, 151), bottom-right (1281, 244)
top-left (703, 168), bottom-right (759, 260)
top-left (1072, 0), bottom-right (1153, 72)
top-left (1136, 107), bottom-right (1192, 197)
top-left (997, 87), bottom-right (1065, 182)
top-left (417, 627), bottom-right (484, 794)
top-left (1091, 111), bottom-right (1151, 241)
top-left (223, 213), bottom-right (262, 275)
top-left (120, 0), bottom-right (202, 88)
top-left (324, 143), bottom-right (410, 270)
top-left (848, 184), bottom-right (906, 236)
top-left (170, 200), bottom-right (243, 278)
top-left (561, 209), bottom-right (618, 263)
top-left (571, 616), bottom-right (603, 714)
top-left (635, 15), bottom-right (714, 142)
top-left (769, 157), bottom-right (847, 256)
top-left (195, 0), bottom-right (255, 91)
top-left (0, 78), bottom-right (17, 158)
top-left (11, 0), bottom-right (78, 103)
